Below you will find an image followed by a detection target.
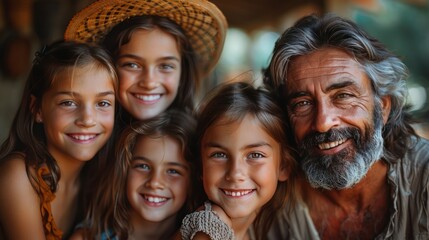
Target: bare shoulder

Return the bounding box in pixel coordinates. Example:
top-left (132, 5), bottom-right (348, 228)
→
top-left (0, 153), bottom-right (32, 189)
top-left (0, 154), bottom-right (46, 239)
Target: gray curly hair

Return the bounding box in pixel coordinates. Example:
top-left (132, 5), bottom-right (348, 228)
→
top-left (263, 13), bottom-right (417, 163)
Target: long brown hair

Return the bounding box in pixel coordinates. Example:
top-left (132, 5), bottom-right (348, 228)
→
top-left (196, 81), bottom-right (297, 240)
top-left (264, 14), bottom-right (418, 163)
top-left (83, 109), bottom-right (201, 239)
top-left (102, 15), bottom-right (199, 116)
top-left (0, 40), bottom-right (118, 224)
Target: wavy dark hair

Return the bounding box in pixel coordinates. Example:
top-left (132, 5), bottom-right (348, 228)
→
top-left (0, 40), bottom-right (118, 221)
top-left (263, 14), bottom-right (417, 163)
top-left (102, 15), bottom-right (199, 116)
top-left (83, 109), bottom-right (201, 239)
top-left (195, 81), bottom-right (296, 240)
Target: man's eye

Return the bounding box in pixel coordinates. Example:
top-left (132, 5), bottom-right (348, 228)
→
top-left (336, 93), bottom-right (354, 99)
top-left (295, 100), bottom-right (311, 107)
top-left (289, 100), bottom-right (312, 114)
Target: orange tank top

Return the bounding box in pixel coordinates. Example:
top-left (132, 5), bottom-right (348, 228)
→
top-left (37, 165), bottom-right (63, 239)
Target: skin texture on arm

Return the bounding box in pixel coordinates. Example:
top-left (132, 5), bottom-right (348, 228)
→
top-left (0, 156), bottom-right (46, 239)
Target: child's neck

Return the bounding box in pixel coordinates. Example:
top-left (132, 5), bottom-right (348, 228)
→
top-left (128, 212), bottom-right (178, 240)
top-left (50, 160), bottom-right (84, 237)
top-left (55, 156), bottom-right (86, 186)
top-left (231, 213), bottom-right (256, 240)
top-left (47, 154), bottom-right (86, 236)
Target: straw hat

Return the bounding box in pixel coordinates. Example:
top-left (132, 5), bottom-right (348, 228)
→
top-left (64, 0), bottom-right (227, 76)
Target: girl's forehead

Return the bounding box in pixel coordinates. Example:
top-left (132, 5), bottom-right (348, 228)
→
top-left (49, 64), bottom-right (115, 92)
top-left (209, 112), bottom-right (256, 126)
top-left (205, 113), bottom-right (256, 134)
top-left (134, 134), bottom-right (181, 149)
top-left (121, 28), bottom-right (181, 55)
top-left (132, 135), bottom-right (189, 167)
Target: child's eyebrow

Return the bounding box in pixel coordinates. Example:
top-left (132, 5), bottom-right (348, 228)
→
top-left (96, 91), bottom-right (115, 97)
top-left (117, 54), bottom-right (180, 62)
top-left (243, 142), bottom-right (273, 150)
top-left (54, 91), bottom-right (115, 97)
top-left (132, 156), bottom-right (149, 161)
top-left (158, 56), bottom-right (181, 62)
top-left (202, 142), bottom-right (223, 148)
top-left (203, 142), bottom-right (273, 149)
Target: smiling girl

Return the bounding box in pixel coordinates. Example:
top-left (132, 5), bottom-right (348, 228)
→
top-left (181, 81), bottom-right (296, 240)
top-left (65, 0), bottom-right (227, 121)
top-left (0, 41), bottom-right (117, 239)
top-left (71, 110), bottom-right (201, 239)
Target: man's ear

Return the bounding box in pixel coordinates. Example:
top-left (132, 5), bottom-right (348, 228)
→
top-left (381, 96), bottom-right (391, 125)
top-left (30, 95), bottom-right (43, 123)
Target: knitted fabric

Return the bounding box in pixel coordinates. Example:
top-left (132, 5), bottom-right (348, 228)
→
top-left (181, 201), bottom-right (234, 240)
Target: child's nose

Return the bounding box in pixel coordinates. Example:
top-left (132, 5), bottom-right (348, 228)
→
top-left (138, 68), bottom-right (160, 90)
top-left (225, 159), bottom-right (246, 182)
top-left (75, 106), bottom-right (96, 127)
top-left (145, 172), bottom-right (165, 189)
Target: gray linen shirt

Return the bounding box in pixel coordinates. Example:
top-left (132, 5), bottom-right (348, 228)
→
top-left (267, 137), bottom-right (429, 240)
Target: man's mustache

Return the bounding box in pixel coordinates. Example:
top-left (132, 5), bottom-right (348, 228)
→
top-left (298, 127), bottom-right (361, 152)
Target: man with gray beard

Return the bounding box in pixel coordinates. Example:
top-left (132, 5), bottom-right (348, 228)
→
top-left (263, 14), bottom-right (429, 240)
top-left (299, 103), bottom-right (384, 190)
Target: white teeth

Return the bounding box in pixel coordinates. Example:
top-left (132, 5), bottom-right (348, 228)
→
top-left (318, 138), bottom-right (346, 150)
top-left (71, 135), bottom-right (96, 140)
top-left (145, 196), bottom-right (167, 203)
top-left (135, 94), bottom-right (161, 101)
top-left (224, 190), bottom-right (253, 197)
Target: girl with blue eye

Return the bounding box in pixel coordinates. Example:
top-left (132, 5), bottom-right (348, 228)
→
top-left (181, 81), bottom-right (296, 240)
top-left (70, 109), bottom-right (201, 240)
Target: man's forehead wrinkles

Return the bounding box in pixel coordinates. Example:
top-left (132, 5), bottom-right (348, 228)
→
top-left (289, 56), bottom-right (358, 71)
top-left (295, 54), bottom-right (356, 63)
top-left (288, 66), bottom-right (356, 80)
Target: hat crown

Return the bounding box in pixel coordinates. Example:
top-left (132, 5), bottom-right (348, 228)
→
top-left (64, 0), bottom-right (227, 76)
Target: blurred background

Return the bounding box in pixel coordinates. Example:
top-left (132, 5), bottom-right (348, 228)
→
top-left (0, 0), bottom-right (428, 142)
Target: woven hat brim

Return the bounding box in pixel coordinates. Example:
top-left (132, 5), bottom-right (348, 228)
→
top-left (64, 0), bottom-right (227, 76)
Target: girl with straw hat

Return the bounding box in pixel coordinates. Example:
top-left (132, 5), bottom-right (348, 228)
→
top-left (64, 0), bottom-right (227, 239)
top-left (65, 0), bottom-right (227, 122)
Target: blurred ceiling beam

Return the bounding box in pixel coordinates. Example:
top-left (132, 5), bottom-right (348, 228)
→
top-left (210, 0), bottom-right (325, 31)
